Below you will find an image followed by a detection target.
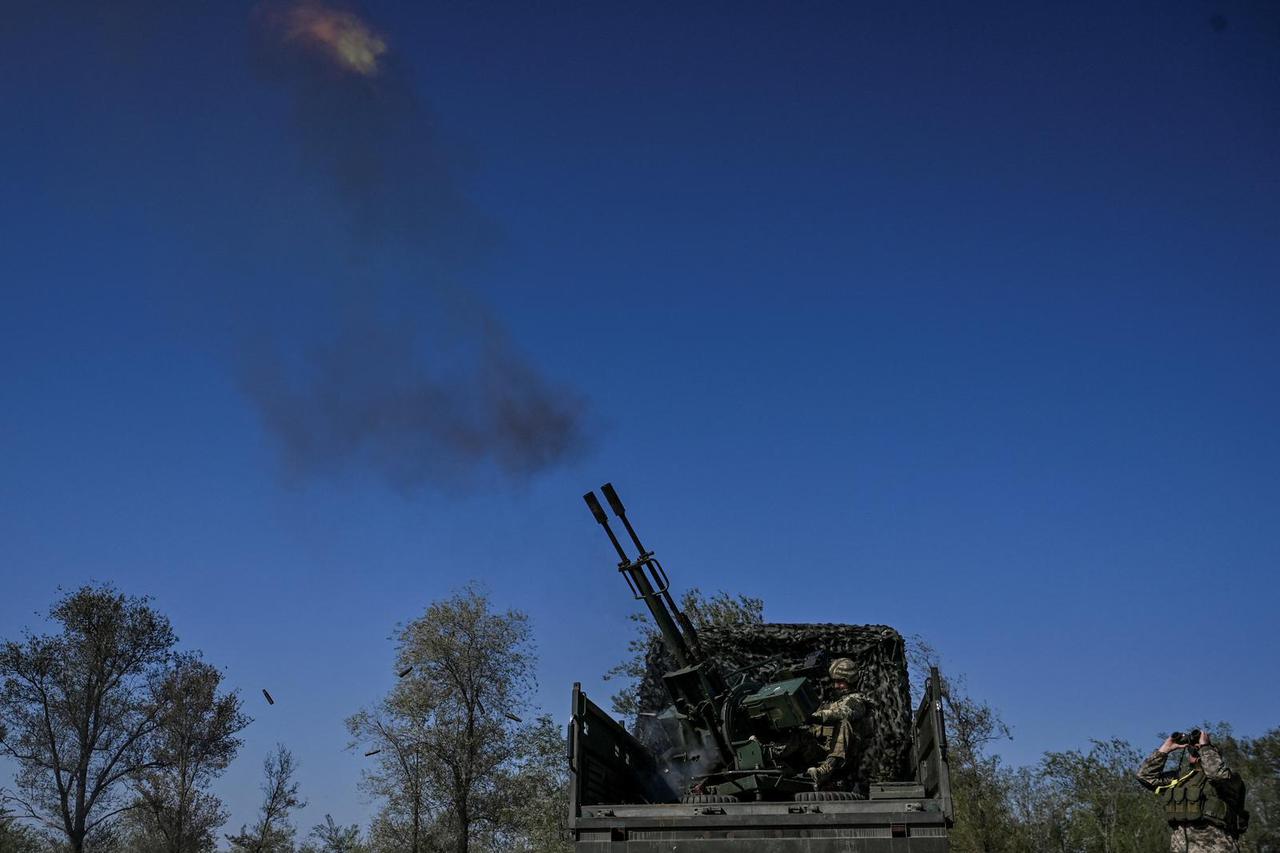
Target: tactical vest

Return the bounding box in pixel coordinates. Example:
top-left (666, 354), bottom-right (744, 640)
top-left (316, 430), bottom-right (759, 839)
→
top-left (1158, 768), bottom-right (1246, 835)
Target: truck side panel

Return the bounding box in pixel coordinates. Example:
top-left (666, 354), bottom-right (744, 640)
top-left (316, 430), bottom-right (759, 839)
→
top-left (570, 683), bottom-right (677, 812)
top-left (910, 667), bottom-right (953, 822)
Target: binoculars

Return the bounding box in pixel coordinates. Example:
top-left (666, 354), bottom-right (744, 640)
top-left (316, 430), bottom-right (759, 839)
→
top-left (1171, 729), bottom-right (1202, 746)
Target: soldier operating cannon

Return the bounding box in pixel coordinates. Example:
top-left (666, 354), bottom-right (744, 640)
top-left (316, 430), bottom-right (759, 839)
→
top-left (583, 483), bottom-right (864, 800)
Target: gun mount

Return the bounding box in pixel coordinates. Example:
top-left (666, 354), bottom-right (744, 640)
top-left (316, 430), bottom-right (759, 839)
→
top-left (584, 483), bottom-right (822, 801)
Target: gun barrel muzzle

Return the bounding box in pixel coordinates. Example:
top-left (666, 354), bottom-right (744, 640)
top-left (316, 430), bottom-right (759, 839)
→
top-left (584, 491), bottom-right (608, 524)
top-left (602, 482), bottom-right (626, 517)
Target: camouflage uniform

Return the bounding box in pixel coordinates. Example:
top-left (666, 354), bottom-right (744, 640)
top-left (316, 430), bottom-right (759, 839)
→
top-left (808, 689), bottom-right (872, 786)
top-left (1137, 744), bottom-right (1247, 853)
top-left (797, 659), bottom-right (874, 791)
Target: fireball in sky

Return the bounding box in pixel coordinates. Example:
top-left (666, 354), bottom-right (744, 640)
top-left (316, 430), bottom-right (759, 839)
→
top-left (277, 1), bottom-right (387, 77)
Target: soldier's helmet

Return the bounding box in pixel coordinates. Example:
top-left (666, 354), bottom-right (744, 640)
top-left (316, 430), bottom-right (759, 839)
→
top-left (828, 658), bottom-right (857, 683)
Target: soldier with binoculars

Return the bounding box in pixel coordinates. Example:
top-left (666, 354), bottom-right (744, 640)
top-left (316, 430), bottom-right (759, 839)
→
top-left (1136, 728), bottom-right (1248, 852)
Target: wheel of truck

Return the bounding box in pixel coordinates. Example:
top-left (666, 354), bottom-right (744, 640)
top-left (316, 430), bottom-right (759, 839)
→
top-left (794, 791), bottom-right (864, 802)
top-left (680, 794), bottom-right (738, 804)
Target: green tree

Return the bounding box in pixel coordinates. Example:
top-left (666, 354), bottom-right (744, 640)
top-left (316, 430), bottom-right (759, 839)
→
top-left (490, 715), bottom-right (570, 853)
top-left (0, 804), bottom-right (44, 853)
top-left (603, 588), bottom-right (763, 720)
top-left (1004, 764), bottom-right (1070, 853)
top-left (345, 707), bottom-right (433, 853)
top-left (348, 586), bottom-right (534, 853)
top-left (0, 585), bottom-right (178, 853)
top-left (948, 752), bottom-right (1018, 853)
top-left (127, 656), bottom-right (249, 853)
top-left (225, 746), bottom-right (305, 853)
top-left (1038, 739), bottom-right (1165, 853)
top-left (300, 815), bottom-right (362, 853)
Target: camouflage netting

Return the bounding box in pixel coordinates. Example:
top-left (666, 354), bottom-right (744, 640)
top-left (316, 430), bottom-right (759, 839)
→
top-left (633, 623), bottom-right (914, 784)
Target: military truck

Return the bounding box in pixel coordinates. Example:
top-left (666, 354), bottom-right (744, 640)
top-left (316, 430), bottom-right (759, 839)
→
top-left (567, 484), bottom-right (953, 852)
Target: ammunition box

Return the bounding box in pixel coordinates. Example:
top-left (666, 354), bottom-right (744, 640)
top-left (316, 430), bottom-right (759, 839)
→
top-left (740, 677), bottom-right (819, 729)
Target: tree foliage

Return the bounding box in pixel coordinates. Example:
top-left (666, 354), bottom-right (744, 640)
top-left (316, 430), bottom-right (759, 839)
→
top-left (490, 715), bottom-right (570, 853)
top-left (1035, 739), bottom-right (1168, 853)
top-left (0, 805), bottom-right (43, 853)
top-left (0, 585), bottom-right (179, 853)
top-left (349, 585), bottom-right (547, 853)
top-left (345, 705), bottom-right (434, 853)
top-left (127, 656), bottom-right (249, 853)
top-left (300, 814), bottom-right (363, 853)
top-left (225, 746), bottom-right (305, 853)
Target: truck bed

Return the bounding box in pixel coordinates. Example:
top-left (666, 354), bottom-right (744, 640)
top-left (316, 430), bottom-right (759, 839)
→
top-left (567, 671), bottom-right (953, 852)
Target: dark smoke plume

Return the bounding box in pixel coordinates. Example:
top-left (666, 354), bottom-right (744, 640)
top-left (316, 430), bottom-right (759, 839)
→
top-left (241, 320), bottom-right (585, 492)
top-left (242, 1), bottom-right (587, 490)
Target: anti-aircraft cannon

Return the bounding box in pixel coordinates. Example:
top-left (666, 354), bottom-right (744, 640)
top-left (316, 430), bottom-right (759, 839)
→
top-left (583, 483), bottom-right (825, 801)
top-left (567, 483), bottom-right (955, 851)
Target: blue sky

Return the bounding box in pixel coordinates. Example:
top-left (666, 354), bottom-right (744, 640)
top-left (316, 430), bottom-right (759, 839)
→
top-left (3, 0), bottom-right (1278, 835)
